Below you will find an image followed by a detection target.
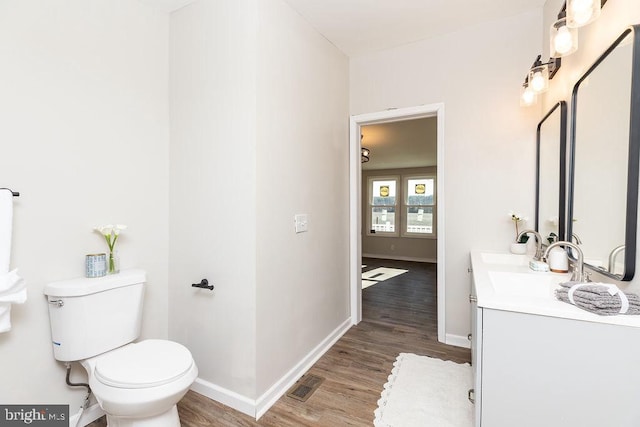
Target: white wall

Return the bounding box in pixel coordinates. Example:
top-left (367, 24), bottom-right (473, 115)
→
top-left (169, 0), bottom-right (258, 399)
top-left (350, 11), bottom-right (543, 340)
top-left (255, 0), bottom-right (350, 397)
top-left (0, 0), bottom-right (170, 411)
top-left (169, 0), bottom-right (349, 413)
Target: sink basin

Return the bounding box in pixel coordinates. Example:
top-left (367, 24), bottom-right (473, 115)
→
top-left (480, 252), bottom-right (530, 266)
top-left (488, 271), bottom-right (563, 298)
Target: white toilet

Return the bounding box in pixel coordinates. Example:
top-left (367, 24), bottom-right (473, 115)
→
top-left (44, 269), bottom-right (198, 427)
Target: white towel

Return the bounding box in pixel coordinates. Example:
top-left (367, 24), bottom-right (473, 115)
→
top-left (0, 190), bottom-right (13, 272)
top-left (0, 270), bottom-right (26, 333)
top-left (0, 190), bottom-right (26, 332)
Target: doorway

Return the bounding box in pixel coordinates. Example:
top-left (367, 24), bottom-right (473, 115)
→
top-left (349, 104), bottom-right (445, 343)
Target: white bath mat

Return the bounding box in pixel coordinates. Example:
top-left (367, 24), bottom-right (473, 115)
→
top-left (362, 280), bottom-right (378, 289)
top-left (362, 267), bottom-right (408, 282)
top-left (374, 353), bottom-right (473, 427)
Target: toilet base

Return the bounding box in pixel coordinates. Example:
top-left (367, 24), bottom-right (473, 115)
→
top-left (105, 405), bottom-right (180, 427)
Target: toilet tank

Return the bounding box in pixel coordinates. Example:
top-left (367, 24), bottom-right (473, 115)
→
top-left (44, 269), bottom-right (146, 362)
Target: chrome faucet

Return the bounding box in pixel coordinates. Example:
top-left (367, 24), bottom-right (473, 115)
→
top-left (608, 245), bottom-right (625, 273)
top-left (516, 229), bottom-right (543, 260)
top-left (543, 241), bottom-right (589, 282)
top-left (571, 233), bottom-right (582, 245)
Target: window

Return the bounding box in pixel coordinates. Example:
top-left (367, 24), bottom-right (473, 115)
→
top-left (367, 174), bottom-right (436, 238)
top-left (403, 175), bottom-right (436, 237)
top-left (368, 177), bottom-right (398, 236)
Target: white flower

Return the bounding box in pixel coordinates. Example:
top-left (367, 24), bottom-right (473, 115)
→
top-left (94, 224), bottom-right (114, 236)
top-left (113, 224), bottom-right (127, 235)
top-left (94, 224), bottom-right (127, 251)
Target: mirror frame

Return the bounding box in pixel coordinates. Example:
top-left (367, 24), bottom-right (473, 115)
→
top-left (535, 101), bottom-right (567, 242)
top-left (568, 25), bottom-right (640, 281)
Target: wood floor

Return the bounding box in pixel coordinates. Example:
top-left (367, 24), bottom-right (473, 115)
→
top-left (89, 258), bottom-right (470, 426)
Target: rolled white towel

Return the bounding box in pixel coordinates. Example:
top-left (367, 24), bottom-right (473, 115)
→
top-left (0, 269), bottom-right (27, 333)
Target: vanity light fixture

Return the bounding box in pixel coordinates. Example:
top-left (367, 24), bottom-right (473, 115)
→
top-left (528, 55), bottom-right (561, 94)
top-left (566, 0), bottom-right (602, 28)
top-left (551, 10), bottom-right (578, 57)
top-left (520, 56), bottom-right (561, 106)
top-left (520, 76), bottom-right (537, 107)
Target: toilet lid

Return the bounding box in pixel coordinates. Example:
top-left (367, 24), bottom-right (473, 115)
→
top-left (94, 340), bottom-right (193, 389)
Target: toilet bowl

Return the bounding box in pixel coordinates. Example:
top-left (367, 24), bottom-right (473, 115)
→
top-left (82, 340), bottom-right (198, 426)
top-left (44, 270), bottom-right (198, 427)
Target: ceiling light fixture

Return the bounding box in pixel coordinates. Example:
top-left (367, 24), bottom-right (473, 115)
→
top-left (360, 134), bottom-right (370, 163)
top-left (361, 147), bottom-right (370, 163)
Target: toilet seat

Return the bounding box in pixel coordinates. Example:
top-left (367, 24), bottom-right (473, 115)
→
top-left (94, 340), bottom-right (194, 389)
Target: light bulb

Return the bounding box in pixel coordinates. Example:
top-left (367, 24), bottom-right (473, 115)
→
top-left (572, 9), bottom-right (593, 26)
top-left (521, 87), bottom-right (535, 106)
top-left (554, 26), bottom-right (574, 54)
top-left (570, 0), bottom-right (594, 14)
top-left (531, 71), bottom-right (546, 92)
top-left (567, 0), bottom-right (600, 27)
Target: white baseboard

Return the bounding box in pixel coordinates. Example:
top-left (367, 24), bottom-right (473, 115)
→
top-left (445, 333), bottom-right (471, 349)
top-left (73, 403), bottom-right (104, 427)
top-left (362, 253), bottom-right (436, 263)
top-left (255, 317), bottom-right (351, 419)
top-left (191, 377), bottom-right (256, 417)
top-left (190, 317), bottom-right (352, 420)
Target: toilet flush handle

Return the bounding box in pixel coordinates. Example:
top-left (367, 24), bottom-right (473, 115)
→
top-left (48, 299), bottom-right (64, 307)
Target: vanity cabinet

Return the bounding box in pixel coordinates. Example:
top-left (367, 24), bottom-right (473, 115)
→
top-left (470, 274), bottom-right (640, 427)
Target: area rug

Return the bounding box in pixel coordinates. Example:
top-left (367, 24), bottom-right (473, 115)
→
top-left (374, 353), bottom-right (473, 427)
top-left (362, 267), bottom-right (408, 282)
top-left (362, 279), bottom-right (378, 289)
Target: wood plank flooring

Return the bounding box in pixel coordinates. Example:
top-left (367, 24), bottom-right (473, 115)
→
top-left (89, 258), bottom-right (470, 426)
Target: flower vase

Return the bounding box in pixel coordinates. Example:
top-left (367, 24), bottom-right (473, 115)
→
top-left (108, 250), bottom-right (120, 274)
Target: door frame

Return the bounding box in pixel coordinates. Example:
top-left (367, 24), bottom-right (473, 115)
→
top-left (349, 103), bottom-right (446, 343)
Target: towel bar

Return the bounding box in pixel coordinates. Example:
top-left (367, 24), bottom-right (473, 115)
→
top-left (0, 188), bottom-right (19, 197)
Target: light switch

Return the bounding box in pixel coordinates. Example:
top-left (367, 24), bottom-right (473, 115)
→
top-left (294, 214), bottom-right (308, 233)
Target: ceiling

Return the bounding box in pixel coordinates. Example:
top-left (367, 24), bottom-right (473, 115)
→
top-left (145, 1), bottom-right (545, 56)
top-left (361, 118), bottom-right (437, 171)
top-left (282, 0), bottom-right (546, 57)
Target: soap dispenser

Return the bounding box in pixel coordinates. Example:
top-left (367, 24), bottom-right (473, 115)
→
top-left (548, 247), bottom-right (569, 273)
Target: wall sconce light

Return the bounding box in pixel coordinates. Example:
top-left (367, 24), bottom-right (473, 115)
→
top-left (520, 76), bottom-right (537, 107)
top-left (551, 9), bottom-right (578, 57)
top-left (361, 147), bottom-right (370, 163)
top-left (566, 0), bottom-right (602, 28)
top-left (520, 55), bottom-right (561, 106)
top-left (529, 55), bottom-right (561, 94)
top-left (521, 0), bottom-right (607, 107)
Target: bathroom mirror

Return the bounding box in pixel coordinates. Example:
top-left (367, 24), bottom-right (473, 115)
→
top-left (536, 101), bottom-right (567, 243)
top-left (568, 25), bottom-right (640, 281)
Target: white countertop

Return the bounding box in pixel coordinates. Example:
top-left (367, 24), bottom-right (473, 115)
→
top-left (470, 250), bottom-right (640, 328)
